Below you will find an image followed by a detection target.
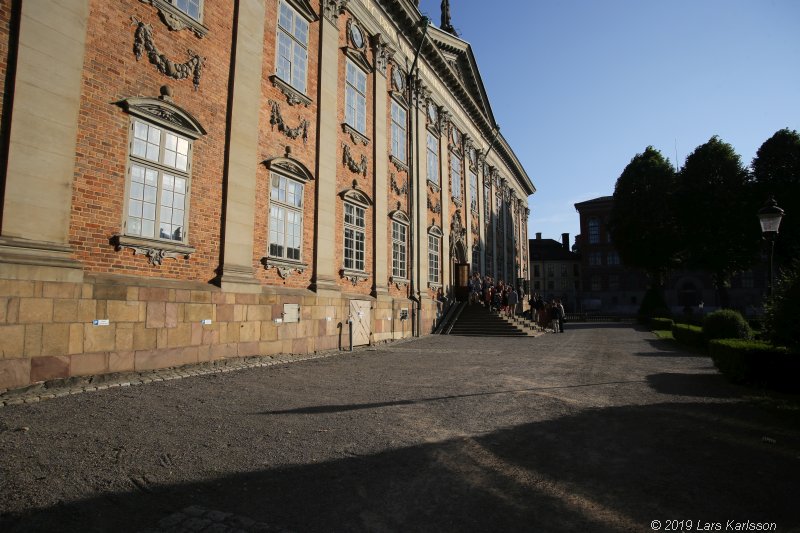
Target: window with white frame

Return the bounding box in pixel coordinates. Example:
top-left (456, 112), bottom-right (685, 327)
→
top-left (426, 131), bottom-right (439, 184)
top-left (392, 221), bottom-right (407, 279)
top-left (588, 217), bottom-right (600, 244)
top-left (391, 100), bottom-right (407, 163)
top-left (428, 234), bottom-right (440, 284)
top-left (607, 251), bottom-right (620, 265)
top-left (344, 202), bottom-right (366, 271)
top-left (345, 60), bottom-right (367, 135)
top-left (269, 173), bottom-right (304, 261)
top-left (469, 168), bottom-right (478, 212)
top-left (168, 0), bottom-right (202, 20)
top-left (589, 252), bottom-right (602, 266)
top-left (276, 1), bottom-right (309, 94)
top-left (451, 153), bottom-right (462, 199)
top-left (126, 119), bottom-right (192, 242)
top-left (591, 275), bottom-right (602, 291)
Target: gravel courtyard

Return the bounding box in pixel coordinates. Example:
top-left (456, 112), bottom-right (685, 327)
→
top-left (1, 324), bottom-right (798, 532)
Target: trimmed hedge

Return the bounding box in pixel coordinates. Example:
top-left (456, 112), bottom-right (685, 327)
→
top-left (709, 339), bottom-right (798, 391)
top-left (672, 323), bottom-right (705, 350)
top-left (651, 317), bottom-right (674, 331)
top-left (703, 309), bottom-right (752, 342)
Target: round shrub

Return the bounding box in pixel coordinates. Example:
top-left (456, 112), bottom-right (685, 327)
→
top-left (764, 260), bottom-right (800, 352)
top-left (703, 309), bottom-right (752, 341)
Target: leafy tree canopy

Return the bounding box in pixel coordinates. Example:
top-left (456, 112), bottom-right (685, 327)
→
top-left (752, 128), bottom-right (800, 261)
top-left (608, 146), bottom-right (679, 282)
top-left (673, 136), bottom-right (760, 290)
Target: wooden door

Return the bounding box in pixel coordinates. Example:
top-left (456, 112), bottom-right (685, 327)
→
top-left (349, 300), bottom-right (371, 346)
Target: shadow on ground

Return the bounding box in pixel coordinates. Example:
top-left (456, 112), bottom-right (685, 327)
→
top-left (3, 400), bottom-right (798, 533)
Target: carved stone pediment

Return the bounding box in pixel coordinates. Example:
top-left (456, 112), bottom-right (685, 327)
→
top-left (263, 148), bottom-right (315, 182)
top-left (117, 92), bottom-right (206, 139)
top-left (339, 181), bottom-right (372, 207)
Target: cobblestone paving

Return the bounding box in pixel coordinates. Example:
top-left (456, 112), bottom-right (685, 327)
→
top-left (0, 348), bottom-right (375, 408)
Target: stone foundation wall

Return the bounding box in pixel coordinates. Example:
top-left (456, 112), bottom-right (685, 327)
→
top-left (0, 275), bottom-right (421, 392)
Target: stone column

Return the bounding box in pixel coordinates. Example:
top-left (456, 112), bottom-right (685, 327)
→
top-left (371, 35), bottom-right (391, 297)
top-left (218, 0), bottom-right (266, 293)
top-left (0, 0), bottom-right (90, 282)
top-left (477, 151), bottom-right (486, 275)
top-left (414, 83), bottom-right (428, 292)
top-left (438, 111), bottom-right (450, 291)
top-left (311, 1), bottom-right (345, 295)
top-left (464, 139), bottom-right (473, 272)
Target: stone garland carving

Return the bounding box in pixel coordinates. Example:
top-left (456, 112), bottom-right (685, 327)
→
top-left (390, 276), bottom-right (409, 290)
top-left (268, 100), bottom-right (309, 143)
top-left (261, 258), bottom-right (307, 279)
top-left (343, 144), bottom-right (368, 176)
top-left (427, 196), bottom-right (441, 214)
top-left (390, 173), bottom-right (408, 195)
top-left (471, 221), bottom-right (479, 235)
top-left (113, 239), bottom-right (189, 266)
top-left (340, 269), bottom-right (368, 286)
top-left (132, 19), bottom-right (205, 91)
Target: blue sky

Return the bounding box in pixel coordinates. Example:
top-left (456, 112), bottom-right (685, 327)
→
top-left (416, 0), bottom-right (800, 244)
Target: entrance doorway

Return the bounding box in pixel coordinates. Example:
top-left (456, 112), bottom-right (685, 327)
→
top-left (454, 262), bottom-right (470, 302)
top-left (349, 300), bottom-right (371, 346)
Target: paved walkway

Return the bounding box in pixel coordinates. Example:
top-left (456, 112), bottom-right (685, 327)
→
top-left (1, 324), bottom-right (798, 532)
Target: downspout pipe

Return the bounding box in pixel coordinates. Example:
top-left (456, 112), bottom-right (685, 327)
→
top-left (406, 17), bottom-right (430, 337)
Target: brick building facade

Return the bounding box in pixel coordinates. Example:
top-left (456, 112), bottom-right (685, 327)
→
top-left (574, 196), bottom-right (766, 315)
top-left (0, 0), bottom-right (534, 390)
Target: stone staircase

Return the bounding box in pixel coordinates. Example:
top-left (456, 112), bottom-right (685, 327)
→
top-left (448, 304), bottom-right (537, 337)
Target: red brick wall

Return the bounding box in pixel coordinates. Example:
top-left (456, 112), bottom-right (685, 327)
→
top-left (69, 0), bottom-right (234, 280)
top-left (254, 0), bottom-right (320, 289)
top-left (335, 13), bottom-right (373, 295)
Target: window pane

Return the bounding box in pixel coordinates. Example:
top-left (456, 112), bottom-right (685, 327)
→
top-left (141, 219), bottom-right (155, 238)
top-left (130, 182), bottom-right (143, 200)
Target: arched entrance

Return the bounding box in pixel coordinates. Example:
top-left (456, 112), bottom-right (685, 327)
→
top-left (449, 211), bottom-right (469, 302)
top-left (451, 240), bottom-right (469, 302)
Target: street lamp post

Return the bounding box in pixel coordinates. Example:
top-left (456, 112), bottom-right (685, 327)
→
top-left (757, 196), bottom-right (785, 297)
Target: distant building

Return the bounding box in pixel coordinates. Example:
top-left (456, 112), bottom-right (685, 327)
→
top-left (574, 196), bottom-right (767, 315)
top-left (528, 233), bottom-right (581, 311)
top-left (574, 197), bottom-right (647, 313)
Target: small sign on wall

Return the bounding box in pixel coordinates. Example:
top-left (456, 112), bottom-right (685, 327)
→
top-left (283, 304), bottom-right (300, 323)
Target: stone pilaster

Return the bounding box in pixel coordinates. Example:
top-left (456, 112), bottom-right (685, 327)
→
top-left (413, 85), bottom-right (428, 292)
top-left (438, 113), bottom-right (450, 291)
top-left (218, 0), bottom-right (266, 293)
top-left (312, 5), bottom-right (343, 295)
top-left (0, 0), bottom-right (90, 282)
top-left (371, 35), bottom-right (389, 297)
top-left (476, 151), bottom-right (485, 275)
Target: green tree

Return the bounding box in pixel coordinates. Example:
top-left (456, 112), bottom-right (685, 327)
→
top-left (752, 128), bottom-right (800, 263)
top-left (608, 146), bottom-right (679, 290)
top-left (673, 136), bottom-right (760, 307)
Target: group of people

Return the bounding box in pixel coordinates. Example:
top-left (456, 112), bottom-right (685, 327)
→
top-left (438, 273), bottom-right (567, 334)
top-left (468, 273), bottom-right (522, 318)
top-left (528, 293), bottom-right (566, 333)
